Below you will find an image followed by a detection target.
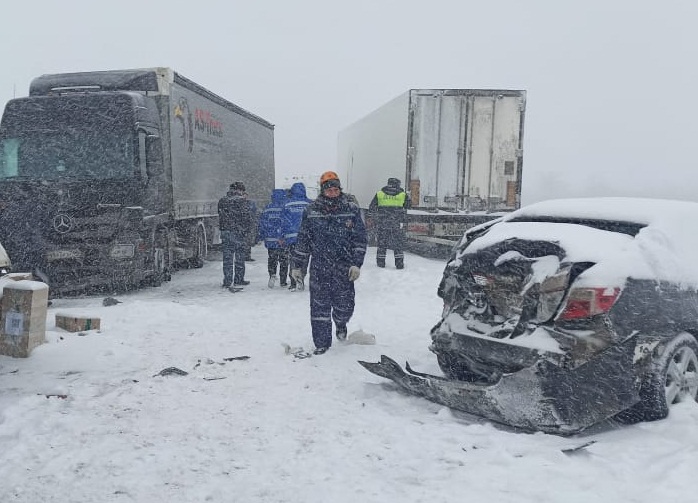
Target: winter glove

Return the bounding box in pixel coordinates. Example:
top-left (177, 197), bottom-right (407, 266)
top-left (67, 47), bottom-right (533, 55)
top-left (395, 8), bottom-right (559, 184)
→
top-left (348, 266), bottom-right (361, 282)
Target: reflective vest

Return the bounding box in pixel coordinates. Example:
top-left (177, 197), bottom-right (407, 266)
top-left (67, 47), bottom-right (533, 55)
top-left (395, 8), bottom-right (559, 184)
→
top-left (376, 190), bottom-right (406, 208)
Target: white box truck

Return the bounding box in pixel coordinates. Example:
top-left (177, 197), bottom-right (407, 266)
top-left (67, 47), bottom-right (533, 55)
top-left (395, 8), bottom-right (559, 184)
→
top-left (0, 68), bottom-right (275, 293)
top-left (338, 89), bottom-right (526, 256)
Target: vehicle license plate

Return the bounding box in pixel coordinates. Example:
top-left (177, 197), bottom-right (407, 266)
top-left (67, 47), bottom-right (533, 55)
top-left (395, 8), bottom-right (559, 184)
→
top-left (46, 249), bottom-right (83, 261)
top-left (110, 244), bottom-right (135, 259)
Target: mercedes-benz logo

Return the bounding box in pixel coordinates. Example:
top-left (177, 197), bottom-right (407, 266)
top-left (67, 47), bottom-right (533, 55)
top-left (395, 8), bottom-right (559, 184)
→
top-left (53, 214), bottom-right (74, 234)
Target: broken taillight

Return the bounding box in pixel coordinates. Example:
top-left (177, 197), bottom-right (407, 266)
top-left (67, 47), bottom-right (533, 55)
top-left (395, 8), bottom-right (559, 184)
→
top-left (557, 287), bottom-right (621, 321)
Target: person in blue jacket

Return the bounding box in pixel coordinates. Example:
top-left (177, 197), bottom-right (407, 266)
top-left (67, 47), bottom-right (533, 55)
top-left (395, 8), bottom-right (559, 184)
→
top-left (258, 189), bottom-right (289, 288)
top-left (280, 182), bottom-right (313, 291)
top-left (291, 171), bottom-right (367, 355)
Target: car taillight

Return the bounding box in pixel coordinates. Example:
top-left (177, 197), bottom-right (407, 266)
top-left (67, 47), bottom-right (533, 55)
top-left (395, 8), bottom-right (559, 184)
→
top-left (557, 287), bottom-right (621, 321)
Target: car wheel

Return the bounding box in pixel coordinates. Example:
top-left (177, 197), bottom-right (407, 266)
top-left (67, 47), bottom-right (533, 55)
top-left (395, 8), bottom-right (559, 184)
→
top-left (616, 332), bottom-right (698, 424)
top-left (436, 352), bottom-right (483, 382)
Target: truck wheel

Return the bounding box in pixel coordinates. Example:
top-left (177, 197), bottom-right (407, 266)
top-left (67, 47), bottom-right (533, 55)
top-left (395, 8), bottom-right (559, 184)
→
top-left (189, 224), bottom-right (207, 269)
top-left (148, 229), bottom-right (171, 287)
top-left (615, 332), bottom-right (698, 424)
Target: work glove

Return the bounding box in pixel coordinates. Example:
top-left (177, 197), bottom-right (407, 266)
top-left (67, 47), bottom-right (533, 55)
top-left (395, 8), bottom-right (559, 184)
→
top-left (348, 266), bottom-right (361, 282)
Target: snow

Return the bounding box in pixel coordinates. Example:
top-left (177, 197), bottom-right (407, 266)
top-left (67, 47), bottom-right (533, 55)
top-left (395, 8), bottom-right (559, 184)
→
top-left (1, 245), bottom-right (697, 502)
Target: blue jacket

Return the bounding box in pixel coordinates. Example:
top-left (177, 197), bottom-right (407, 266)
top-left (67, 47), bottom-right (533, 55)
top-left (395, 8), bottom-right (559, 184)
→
top-left (257, 189), bottom-right (288, 249)
top-left (281, 182), bottom-right (313, 245)
top-left (293, 192), bottom-right (367, 272)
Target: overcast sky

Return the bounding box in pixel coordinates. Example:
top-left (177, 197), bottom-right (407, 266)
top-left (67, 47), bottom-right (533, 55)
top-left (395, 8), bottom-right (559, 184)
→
top-left (2, 0), bottom-right (697, 205)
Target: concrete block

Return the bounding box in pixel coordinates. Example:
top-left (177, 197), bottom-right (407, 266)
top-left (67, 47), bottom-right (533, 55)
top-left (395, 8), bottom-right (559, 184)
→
top-left (0, 280), bottom-right (49, 358)
top-left (55, 313), bottom-right (101, 332)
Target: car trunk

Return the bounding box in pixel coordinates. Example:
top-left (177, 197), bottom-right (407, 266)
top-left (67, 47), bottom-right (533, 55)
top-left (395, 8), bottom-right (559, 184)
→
top-left (443, 238), bottom-right (585, 335)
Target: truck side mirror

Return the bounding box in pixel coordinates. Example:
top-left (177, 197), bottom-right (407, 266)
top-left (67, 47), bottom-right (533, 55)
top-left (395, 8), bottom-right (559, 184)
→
top-left (145, 134), bottom-right (164, 178)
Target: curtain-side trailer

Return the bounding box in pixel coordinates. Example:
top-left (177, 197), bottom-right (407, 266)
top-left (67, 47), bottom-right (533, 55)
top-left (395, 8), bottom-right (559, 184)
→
top-left (338, 89), bottom-right (526, 257)
top-left (0, 68), bottom-right (275, 294)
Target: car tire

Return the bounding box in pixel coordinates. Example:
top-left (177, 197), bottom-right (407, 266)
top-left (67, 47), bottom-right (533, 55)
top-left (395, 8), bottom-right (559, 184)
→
top-left (615, 332), bottom-right (698, 424)
top-left (436, 352), bottom-right (483, 382)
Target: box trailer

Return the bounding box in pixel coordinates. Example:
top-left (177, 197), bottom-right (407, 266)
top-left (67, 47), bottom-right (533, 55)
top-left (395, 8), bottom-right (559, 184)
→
top-left (0, 68), bottom-right (275, 293)
top-left (338, 89), bottom-right (526, 256)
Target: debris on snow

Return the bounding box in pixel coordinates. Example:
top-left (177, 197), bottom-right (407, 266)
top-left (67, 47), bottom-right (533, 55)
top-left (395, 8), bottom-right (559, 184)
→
top-left (347, 329), bottom-right (376, 345)
top-left (153, 367), bottom-right (189, 377)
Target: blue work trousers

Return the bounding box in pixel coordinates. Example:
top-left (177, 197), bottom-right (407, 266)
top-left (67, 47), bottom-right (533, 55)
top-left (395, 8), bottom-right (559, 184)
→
top-left (309, 264), bottom-right (355, 349)
top-left (221, 230), bottom-right (247, 286)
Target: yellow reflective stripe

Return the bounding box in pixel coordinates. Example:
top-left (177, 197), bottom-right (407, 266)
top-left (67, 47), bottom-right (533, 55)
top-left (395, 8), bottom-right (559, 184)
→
top-left (376, 191), bottom-right (406, 207)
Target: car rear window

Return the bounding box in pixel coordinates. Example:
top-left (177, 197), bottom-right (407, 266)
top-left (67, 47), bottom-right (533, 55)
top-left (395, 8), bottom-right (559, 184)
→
top-left (506, 216), bottom-right (646, 237)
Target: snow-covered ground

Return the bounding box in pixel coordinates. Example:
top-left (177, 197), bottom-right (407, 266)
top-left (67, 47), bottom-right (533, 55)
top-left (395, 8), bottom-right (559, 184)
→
top-left (1, 246), bottom-right (696, 502)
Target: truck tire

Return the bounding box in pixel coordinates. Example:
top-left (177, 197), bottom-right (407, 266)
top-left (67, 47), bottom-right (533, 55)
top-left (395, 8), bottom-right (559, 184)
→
top-left (615, 332), bottom-right (698, 424)
top-left (189, 223), bottom-right (207, 269)
top-left (147, 228), bottom-right (171, 287)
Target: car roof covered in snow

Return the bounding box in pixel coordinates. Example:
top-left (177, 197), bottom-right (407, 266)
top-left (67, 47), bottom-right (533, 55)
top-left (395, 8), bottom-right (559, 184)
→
top-left (503, 197), bottom-right (698, 225)
top-left (455, 197), bottom-right (698, 289)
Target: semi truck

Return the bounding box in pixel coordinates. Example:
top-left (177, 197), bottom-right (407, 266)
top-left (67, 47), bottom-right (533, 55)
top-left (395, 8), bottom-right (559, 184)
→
top-left (0, 68), bottom-right (275, 294)
top-left (337, 89), bottom-right (526, 257)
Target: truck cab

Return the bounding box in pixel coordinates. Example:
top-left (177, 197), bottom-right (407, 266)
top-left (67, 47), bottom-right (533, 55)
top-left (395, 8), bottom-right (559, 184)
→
top-left (0, 79), bottom-right (168, 293)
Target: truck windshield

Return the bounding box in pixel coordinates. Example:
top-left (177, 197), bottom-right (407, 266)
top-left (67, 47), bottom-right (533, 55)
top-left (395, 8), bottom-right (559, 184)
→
top-left (0, 95), bottom-right (135, 181)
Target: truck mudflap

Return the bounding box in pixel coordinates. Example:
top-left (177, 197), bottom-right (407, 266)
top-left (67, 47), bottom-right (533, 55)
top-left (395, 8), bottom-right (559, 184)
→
top-left (359, 340), bottom-right (641, 435)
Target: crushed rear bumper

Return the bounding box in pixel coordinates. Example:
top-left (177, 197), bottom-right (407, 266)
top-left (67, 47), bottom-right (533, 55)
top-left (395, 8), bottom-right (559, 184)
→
top-left (358, 337), bottom-right (640, 434)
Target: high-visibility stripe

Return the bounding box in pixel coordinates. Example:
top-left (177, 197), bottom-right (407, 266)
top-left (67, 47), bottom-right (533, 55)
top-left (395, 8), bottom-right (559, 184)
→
top-left (308, 212), bottom-right (355, 218)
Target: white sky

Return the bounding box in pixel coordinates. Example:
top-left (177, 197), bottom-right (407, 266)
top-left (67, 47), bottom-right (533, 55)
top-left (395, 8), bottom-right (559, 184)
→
top-left (1, 246), bottom-right (697, 502)
top-left (2, 0), bottom-right (697, 204)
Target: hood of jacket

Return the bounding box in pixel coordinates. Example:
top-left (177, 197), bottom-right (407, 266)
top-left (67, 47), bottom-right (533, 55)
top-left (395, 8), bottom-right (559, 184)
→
top-left (271, 189), bottom-right (287, 205)
top-left (381, 184), bottom-right (404, 197)
top-left (290, 182), bottom-right (309, 200)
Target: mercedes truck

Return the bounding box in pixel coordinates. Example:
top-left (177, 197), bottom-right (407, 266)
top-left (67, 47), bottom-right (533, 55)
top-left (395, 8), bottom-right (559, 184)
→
top-left (0, 68), bottom-right (275, 294)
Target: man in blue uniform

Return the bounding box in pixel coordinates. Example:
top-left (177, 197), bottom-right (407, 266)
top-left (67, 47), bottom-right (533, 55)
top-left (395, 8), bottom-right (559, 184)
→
top-left (291, 171), bottom-right (367, 355)
top-left (281, 182), bottom-right (313, 291)
top-left (258, 188), bottom-right (289, 288)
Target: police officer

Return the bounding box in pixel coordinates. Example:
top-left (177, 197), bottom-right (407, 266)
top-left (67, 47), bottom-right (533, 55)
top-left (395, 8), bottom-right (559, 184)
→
top-left (368, 177), bottom-right (410, 269)
top-left (291, 171), bottom-right (367, 355)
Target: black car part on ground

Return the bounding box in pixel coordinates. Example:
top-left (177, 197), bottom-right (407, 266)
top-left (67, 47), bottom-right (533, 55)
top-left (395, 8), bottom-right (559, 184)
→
top-left (359, 334), bottom-right (640, 435)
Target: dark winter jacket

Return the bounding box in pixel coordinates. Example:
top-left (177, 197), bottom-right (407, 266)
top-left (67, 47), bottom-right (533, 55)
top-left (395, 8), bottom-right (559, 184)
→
top-left (281, 182), bottom-right (313, 245)
top-left (258, 189), bottom-right (288, 249)
top-left (293, 192), bottom-right (367, 272)
top-left (218, 189), bottom-right (252, 237)
top-left (368, 181), bottom-right (410, 229)
top-left (246, 199), bottom-right (259, 247)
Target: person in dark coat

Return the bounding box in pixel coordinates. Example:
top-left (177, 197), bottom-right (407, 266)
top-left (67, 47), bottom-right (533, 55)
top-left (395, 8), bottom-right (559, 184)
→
top-left (280, 182), bottom-right (313, 291)
top-left (218, 181), bottom-right (252, 289)
top-left (258, 188), bottom-right (289, 288)
top-left (367, 177), bottom-right (410, 269)
top-left (291, 171), bottom-right (367, 355)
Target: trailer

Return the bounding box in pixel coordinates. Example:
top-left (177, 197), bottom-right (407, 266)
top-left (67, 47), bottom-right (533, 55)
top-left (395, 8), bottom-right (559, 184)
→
top-left (338, 89), bottom-right (526, 257)
top-left (0, 68), bottom-right (275, 294)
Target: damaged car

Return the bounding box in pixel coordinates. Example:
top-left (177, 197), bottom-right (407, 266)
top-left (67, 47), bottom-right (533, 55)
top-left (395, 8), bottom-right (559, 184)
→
top-left (360, 198), bottom-right (698, 434)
